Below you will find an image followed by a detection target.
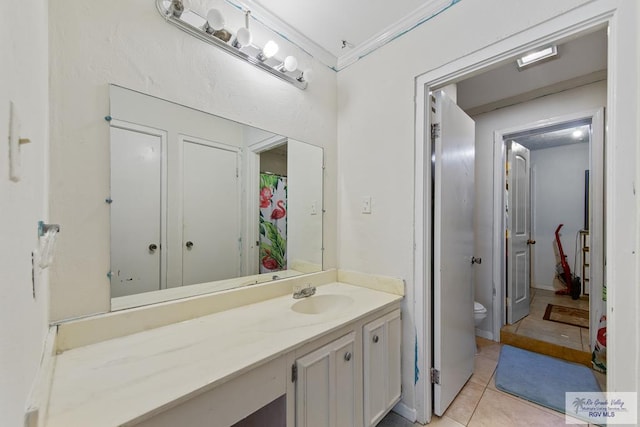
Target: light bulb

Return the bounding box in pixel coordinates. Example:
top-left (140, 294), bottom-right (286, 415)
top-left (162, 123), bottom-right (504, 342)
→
top-left (206, 9), bottom-right (225, 31)
top-left (236, 27), bottom-right (252, 47)
top-left (262, 40), bottom-right (279, 59)
top-left (300, 69), bottom-right (314, 83)
top-left (283, 56), bottom-right (298, 72)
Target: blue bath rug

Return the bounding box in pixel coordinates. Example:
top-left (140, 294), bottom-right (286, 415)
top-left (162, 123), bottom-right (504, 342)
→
top-left (495, 345), bottom-right (601, 415)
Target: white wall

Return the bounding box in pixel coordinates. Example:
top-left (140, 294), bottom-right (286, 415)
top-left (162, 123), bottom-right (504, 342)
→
top-left (473, 81), bottom-right (606, 336)
top-left (0, 0), bottom-right (50, 425)
top-left (287, 140), bottom-right (324, 270)
top-left (260, 148), bottom-right (288, 176)
top-left (49, 0), bottom-right (338, 321)
top-left (335, 0), bottom-right (638, 416)
top-left (530, 143), bottom-right (589, 289)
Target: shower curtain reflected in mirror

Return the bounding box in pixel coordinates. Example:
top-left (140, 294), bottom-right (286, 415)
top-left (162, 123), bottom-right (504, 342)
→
top-left (259, 173), bottom-right (287, 273)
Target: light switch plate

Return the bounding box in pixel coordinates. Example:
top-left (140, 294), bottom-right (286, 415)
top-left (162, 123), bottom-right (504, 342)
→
top-left (362, 196), bottom-right (372, 214)
top-left (9, 101), bottom-right (21, 182)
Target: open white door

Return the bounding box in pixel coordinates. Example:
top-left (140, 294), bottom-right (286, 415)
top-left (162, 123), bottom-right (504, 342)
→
top-left (506, 141), bottom-right (531, 324)
top-left (432, 91), bottom-right (477, 416)
top-left (182, 137), bottom-right (241, 286)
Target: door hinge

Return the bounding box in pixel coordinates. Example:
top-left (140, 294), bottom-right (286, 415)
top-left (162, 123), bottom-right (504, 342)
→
top-left (430, 368), bottom-right (440, 385)
top-left (291, 364), bottom-right (297, 383)
top-left (431, 123), bottom-right (441, 141)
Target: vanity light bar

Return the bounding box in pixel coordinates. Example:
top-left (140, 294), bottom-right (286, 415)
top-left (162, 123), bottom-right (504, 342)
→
top-left (156, 0), bottom-right (308, 90)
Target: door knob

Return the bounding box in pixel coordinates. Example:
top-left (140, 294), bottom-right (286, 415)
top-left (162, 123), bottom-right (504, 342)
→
top-left (344, 352), bottom-right (352, 361)
top-left (471, 256), bottom-right (482, 265)
top-left (148, 243), bottom-right (158, 253)
top-left (186, 241), bottom-right (194, 249)
top-left (372, 335), bottom-right (379, 343)
top-left (527, 239), bottom-right (536, 245)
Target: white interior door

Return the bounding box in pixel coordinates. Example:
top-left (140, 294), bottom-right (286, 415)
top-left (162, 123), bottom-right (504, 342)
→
top-left (182, 137), bottom-right (241, 286)
top-left (110, 124), bottom-right (165, 297)
top-left (507, 141), bottom-right (531, 324)
top-left (432, 91), bottom-right (476, 416)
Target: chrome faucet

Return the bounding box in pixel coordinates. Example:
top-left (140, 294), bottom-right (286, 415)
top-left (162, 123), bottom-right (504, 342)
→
top-left (293, 284), bottom-right (316, 299)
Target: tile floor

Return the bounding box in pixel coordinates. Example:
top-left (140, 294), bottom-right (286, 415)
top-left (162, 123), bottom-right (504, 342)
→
top-left (378, 337), bottom-right (606, 426)
top-left (502, 288), bottom-right (591, 352)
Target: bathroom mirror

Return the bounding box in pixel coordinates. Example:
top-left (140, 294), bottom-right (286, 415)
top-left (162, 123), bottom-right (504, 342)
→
top-left (108, 85), bottom-right (323, 310)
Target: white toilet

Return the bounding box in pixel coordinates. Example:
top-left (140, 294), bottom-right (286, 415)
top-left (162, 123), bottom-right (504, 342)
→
top-left (474, 301), bottom-right (487, 327)
top-left (474, 302), bottom-right (487, 354)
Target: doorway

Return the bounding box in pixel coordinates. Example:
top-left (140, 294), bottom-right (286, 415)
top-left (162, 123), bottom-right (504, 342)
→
top-left (412, 9), bottom-right (625, 423)
top-left (495, 114), bottom-right (604, 365)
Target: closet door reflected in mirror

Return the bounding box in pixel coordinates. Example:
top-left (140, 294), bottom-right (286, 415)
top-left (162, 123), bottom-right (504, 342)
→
top-left (108, 85), bottom-right (323, 307)
top-left (110, 123), bottom-right (167, 297)
top-left (181, 136), bottom-right (241, 286)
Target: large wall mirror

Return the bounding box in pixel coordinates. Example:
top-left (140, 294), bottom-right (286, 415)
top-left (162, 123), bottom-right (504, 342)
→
top-left (109, 85), bottom-right (323, 310)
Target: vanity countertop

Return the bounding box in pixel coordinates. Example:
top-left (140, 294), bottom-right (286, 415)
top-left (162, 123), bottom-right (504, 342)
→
top-left (45, 282), bottom-right (402, 427)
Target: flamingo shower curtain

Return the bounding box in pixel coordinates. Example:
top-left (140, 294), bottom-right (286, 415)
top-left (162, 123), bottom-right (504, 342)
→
top-left (259, 173), bottom-right (287, 273)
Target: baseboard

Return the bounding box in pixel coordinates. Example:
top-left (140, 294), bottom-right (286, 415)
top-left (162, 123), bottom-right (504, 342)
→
top-left (475, 328), bottom-right (494, 341)
top-left (532, 284), bottom-right (556, 292)
top-left (392, 401), bottom-right (417, 422)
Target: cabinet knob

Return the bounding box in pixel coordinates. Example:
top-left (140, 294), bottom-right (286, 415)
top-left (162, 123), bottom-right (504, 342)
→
top-left (185, 241), bottom-right (194, 249)
top-left (148, 243), bottom-right (158, 253)
top-left (344, 352), bottom-right (352, 361)
top-left (373, 335), bottom-right (379, 343)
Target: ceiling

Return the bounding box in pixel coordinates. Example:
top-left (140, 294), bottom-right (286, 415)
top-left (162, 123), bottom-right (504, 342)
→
top-left (232, 0), bottom-right (457, 69)
top-left (456, 29), bottom-right (608, 115)
top-left (509, 123), bottom-right (591, 151)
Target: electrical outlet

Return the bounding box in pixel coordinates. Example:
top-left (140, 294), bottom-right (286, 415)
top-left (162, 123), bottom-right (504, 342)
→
top-left (311, 200), bottom-right (317, 215)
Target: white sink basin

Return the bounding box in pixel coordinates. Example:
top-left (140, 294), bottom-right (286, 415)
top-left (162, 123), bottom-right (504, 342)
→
top-left (291, 294), bottom-right (354, 315)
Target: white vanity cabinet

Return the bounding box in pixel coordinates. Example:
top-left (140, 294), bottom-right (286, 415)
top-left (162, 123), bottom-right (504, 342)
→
top-left (295, 332), bottom-right (357, 427)
top-left (293, 308), bottom-right (401, 427)
top-left (44, 280), bottom-right (404, 427)
top-left (363, 310), bottom-right (402, 427)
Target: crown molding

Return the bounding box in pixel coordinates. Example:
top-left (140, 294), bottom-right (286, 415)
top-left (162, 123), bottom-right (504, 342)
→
top-left (227, 0), bottom-right (459, 72)
top-left (230, 0), bottom-right (338, 69)
top-left (336, 0), bottom-right (455, 71)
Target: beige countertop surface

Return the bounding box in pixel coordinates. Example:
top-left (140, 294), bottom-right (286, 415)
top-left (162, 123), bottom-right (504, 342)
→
top-left (45, 282), bottom-right (402, 427)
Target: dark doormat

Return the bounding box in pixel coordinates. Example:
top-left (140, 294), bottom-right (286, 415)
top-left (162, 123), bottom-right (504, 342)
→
top-left (543, 304), bottom-right (589, 328)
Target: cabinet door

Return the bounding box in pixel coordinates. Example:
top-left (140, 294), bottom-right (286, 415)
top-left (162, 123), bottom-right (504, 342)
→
top-left (363, 310), bottom-right (401, 427)
top-left (296, 333), bottom-right (356, 427)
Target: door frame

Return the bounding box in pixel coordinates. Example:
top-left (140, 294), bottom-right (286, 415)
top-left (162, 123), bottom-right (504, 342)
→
top-left (413, 2), bottom-right (630, 423)
top-left (492, 109), bottom-right (605, 342)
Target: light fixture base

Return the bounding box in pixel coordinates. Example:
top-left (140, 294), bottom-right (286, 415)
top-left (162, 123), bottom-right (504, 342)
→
top-left (156, 0), bottom-right (307, 90)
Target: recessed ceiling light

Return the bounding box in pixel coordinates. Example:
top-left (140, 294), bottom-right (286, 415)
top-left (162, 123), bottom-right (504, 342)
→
top-left (517, 45), bottom-right (558, 69)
